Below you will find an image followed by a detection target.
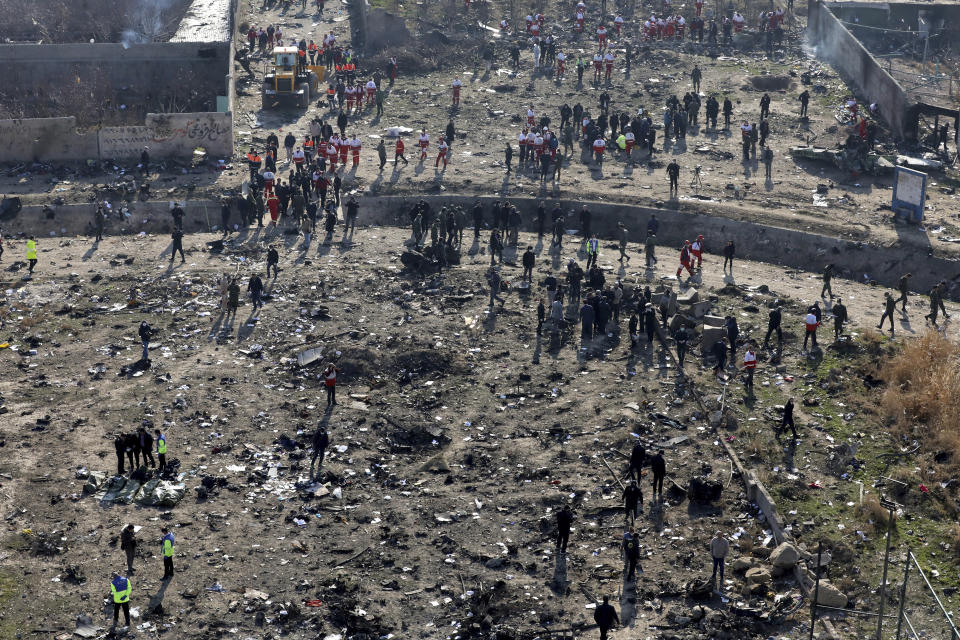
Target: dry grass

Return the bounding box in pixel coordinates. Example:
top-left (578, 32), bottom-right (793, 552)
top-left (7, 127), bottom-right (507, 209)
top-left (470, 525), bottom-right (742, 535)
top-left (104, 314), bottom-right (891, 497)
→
top-left (882, 332), bottom-right (960, 474)
top-left (859, 495), bottom-right (896, 533)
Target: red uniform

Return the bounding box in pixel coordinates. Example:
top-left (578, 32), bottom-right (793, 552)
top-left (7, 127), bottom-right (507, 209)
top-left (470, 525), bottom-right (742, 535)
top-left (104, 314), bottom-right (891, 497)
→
top-left (677, 245), bottom-right (694, 278)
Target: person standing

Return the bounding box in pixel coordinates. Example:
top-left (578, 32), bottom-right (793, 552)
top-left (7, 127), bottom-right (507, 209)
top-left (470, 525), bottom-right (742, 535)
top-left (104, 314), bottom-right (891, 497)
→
top-left (676, 240), bottom-right (694, 279)
top-left (160, 527), bottom-right (175, 579)
top-left (594, 595), bottom-right (619, 640)
top-left (26, 236), bottom-right (37, 274)
top-left (666, 160), bottom-right (680, 197)
top-left (690, 65), bottom-right (702, 93)
top-left (248, 273), bottom-right (264, 311)
top-left (722, 240), bottom-right (735, 272)
top-left (832, 297), bottom-right (848, 340)
top-left (799, 89), bottom-right (810, 117)
top-left (650, 450), bottom-right (666, 496)
top-left (95, 206), bottom-right (106, 242)
top-left (803, 307), bottom-right (820, 352)
top-left (170, 227), bottom-right (185, 264)
top-left (762, 303), bottom-right (782, 350)
top-left (585, 235), bottom-right (599, 269)
top-left (556, 505), bottom-right (573, 553)
top-left (618, 222), bottom-right (629, 263)
top-left (622, 480), bottom-right (642, 524)
top-left (266, 246), bottom-right (280, 278)
top-left (310, 427), bottom-right (329, 480)
top-left (877, 292), bottom-right (897, 335)
top-left (120, 525), bottom-right (137, 575)
top-left (138, 321), bottom-right (152, 361)
top-left (155, 429), bottom-right (167, 472)
top-left (710, 531), bottom-right (729, 586)
top-left (522, 245), bottom-right (535, 282)
top-left (110, 572), bottom-right (132, 628)
top-left (674, 325), bottom-right (689, 371)
top-left (626, 441), bottom-right (646, 482)
top-left (743, 346), bottom-right (757, 389)
top-left (377, 139), bottom-right (387, 171)
top-left (536, 298), bottom-right (545, 335)
top-left (324, 363), bottom-right (341, 407)
top-left (137, 427), bottom-right (155, 468)
top-left (763, 146), bottom-right (774, 180)
top-left (621, 526), bottom-right (642, 581)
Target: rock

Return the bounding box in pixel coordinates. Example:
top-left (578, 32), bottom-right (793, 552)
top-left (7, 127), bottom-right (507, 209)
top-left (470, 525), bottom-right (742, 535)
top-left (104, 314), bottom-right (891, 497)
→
top-left (677, 288), bottom-right (699, 305)
top-left (484, 556), bottom-right (506, 569)
top-left (690, 605), bottom-right (706, 621)
top-left (732, 557), bottom-right (759, 572)
top-left (420, 453), bottom-right (450, 473)
top-left (815, 581), bottom-right (848, 608)
top-left (769, 542), bottom-right (800, 568)
top-left (745, 567), bottom-right (771, 584)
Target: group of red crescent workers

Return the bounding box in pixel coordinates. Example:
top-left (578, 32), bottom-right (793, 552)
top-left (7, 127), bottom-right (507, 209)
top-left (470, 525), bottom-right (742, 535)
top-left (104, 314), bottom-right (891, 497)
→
top-left (676, 235), bottom-right (705, 279)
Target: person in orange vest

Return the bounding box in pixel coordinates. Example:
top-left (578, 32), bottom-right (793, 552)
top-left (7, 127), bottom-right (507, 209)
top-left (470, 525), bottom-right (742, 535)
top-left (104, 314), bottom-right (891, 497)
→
top-left (303, 136), bottom-right (315, 163)
top-left (350, 135), bottom-right (361, 167)
top-left (435, 136), bottom-right (449, 169)
top-left (297, 47), bottom-right (307, 73)
top-left (676, 240), bottom-right (694, 278)
top-left (743, 346), bottom-right (757, 389)
top-left (452, 78), bottom-right (462, 106)
top-left (691, 234), bottom-right (704, 269)
top-left (308, 40), bottom-right (318, 64)
top-left (246, 148), bottom-right (262, 183)
top-left (395, 136), bottom-right (409, 165)
top-left (324, 363), bottom-right (341, 407)
top-left (326, 84), bottom-right (336, 110)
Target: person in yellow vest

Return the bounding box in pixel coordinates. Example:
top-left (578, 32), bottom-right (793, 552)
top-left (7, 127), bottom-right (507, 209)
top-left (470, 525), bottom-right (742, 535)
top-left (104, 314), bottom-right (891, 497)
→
top-left (161, 527), bottom-right (175, 579)
top-left (110, 571), bottom-right (132, 627)
top-left (26, 236), bottom-right (37, 274)
top-left (155, 429), bottom-right (167, 471)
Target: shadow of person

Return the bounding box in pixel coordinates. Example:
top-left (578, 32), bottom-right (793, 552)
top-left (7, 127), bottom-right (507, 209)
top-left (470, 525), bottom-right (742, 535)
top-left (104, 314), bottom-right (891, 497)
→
top-left (146, 579), bottom-right (172, 616)
top-left (551, 553), bottom-right (568, 594)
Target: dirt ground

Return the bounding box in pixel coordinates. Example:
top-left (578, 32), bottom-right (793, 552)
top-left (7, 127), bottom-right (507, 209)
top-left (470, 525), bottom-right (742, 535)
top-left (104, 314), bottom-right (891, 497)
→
top-left (4, 1), bottom-right (960, 639)
top-left (0, 218), bottom-right (958, 639)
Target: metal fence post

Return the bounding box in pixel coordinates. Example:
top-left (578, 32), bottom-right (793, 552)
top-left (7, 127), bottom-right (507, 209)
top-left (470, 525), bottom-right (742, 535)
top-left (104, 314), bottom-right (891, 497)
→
top-left (811, 541), bottom-right (823, 640)
top-left (877, 501), bottom-right (896, 640)
top-left (895, 548), bottom-right (911, 640)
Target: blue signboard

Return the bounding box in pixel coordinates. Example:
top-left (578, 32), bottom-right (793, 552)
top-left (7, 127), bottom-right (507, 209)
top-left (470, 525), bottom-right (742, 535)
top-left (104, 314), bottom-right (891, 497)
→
top-left (892, 166), bottom-right (926, 223)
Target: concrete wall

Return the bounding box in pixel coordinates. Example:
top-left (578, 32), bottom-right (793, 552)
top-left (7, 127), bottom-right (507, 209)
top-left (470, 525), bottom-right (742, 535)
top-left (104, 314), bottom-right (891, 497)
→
top-left (3, 195), bottom-right (957, 299)
top-left (0, 117), bottom-right (99, 163)
top-left (810, 2), bottom-right (914, 140)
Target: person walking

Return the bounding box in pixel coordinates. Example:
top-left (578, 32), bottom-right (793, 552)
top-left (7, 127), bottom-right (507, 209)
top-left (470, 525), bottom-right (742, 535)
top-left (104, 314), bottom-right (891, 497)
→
top-left (155, 429), bottom-right (167, 472)
top-left (95, 206), bottom-right (106, 242)
top-left (522, 245), bottom-right (535, 282)
top-left (248, 273), bottom-right (264, 311)
top-left (556, 505), bottom-right (573, 553)
top-left (26, 236), bottom-right (37, 274)
top-left (650, 450), bottom-right (666, 496)
top-left (594, 595), bottom-right (620, 640)
top-left (625, 441), bottom-right (645, 482)
top-left (896, 273), bottom-right (911, 312)
top-left (310, 427), bottom-right (329, 480)
top-left (763, 146), bottom-right (773, 180)
top-left (120, 525), bottom-right (137, 575)
top-left (324, 363), bottom-right (341, 407)
top-left (161, 527), bottom-right (175, 579)
top-left (674, 325), bottom-right (689, 371)
top-left (666, 160), bottom-right (680, 197)
top-left (618, 222), bottom-right (629, 263)
top-left (645, 232), bottom-right (657, 267)
top-left (622, 480), bottom-right (642, 524)
top-left (762, 303), bottom-right (782, 350)
top-left (821, 263), bottom-right (834, 299)
top-left (110, 572), bottom-right (132, 628)
top-left (710, 531), bottom-right (729, 587)
top-left (621, 526), bottom-right (642, 581)
top-left (877, 292), bottom-right (897, 335)
top-left (267, 246), bottom-right (280, 278)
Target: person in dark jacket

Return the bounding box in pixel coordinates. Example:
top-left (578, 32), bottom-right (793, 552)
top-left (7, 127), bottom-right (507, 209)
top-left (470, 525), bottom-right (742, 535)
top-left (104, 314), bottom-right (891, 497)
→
top-left (779, 397), bottom-right (797, 439)
top-left (556, 505), bottom-right (573, 553)
top-left (248, 273), bottom-right (265, 310)
top-left (594, 595), bottom-right (620, 640)
top-left (138, 321), bottom-right (152, 361)
top-left (622, 480), bottom-right (642, 524)
top-left (522, 245), bottom-right (535, 282)
top-left (674, 325), bottom-right (689, 370)
top-left (724, 316), bottom-right (739, 362)
top-left (310, 427), bottom-right (329, 480)
top-left (762, 304), bottom-right (782, 350)
top-left (626, 441), bottom-right (645, 482)
top-left (722, 240), bottom-right (735, 273)
top-left (622, 527), bottom-right (642, 581)
top-left (121, 524), bottom-right (137, 574)
top-left (136, 427), bottom-right (155, 468)
top-left (650, 450), bottom-right (666, 496)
